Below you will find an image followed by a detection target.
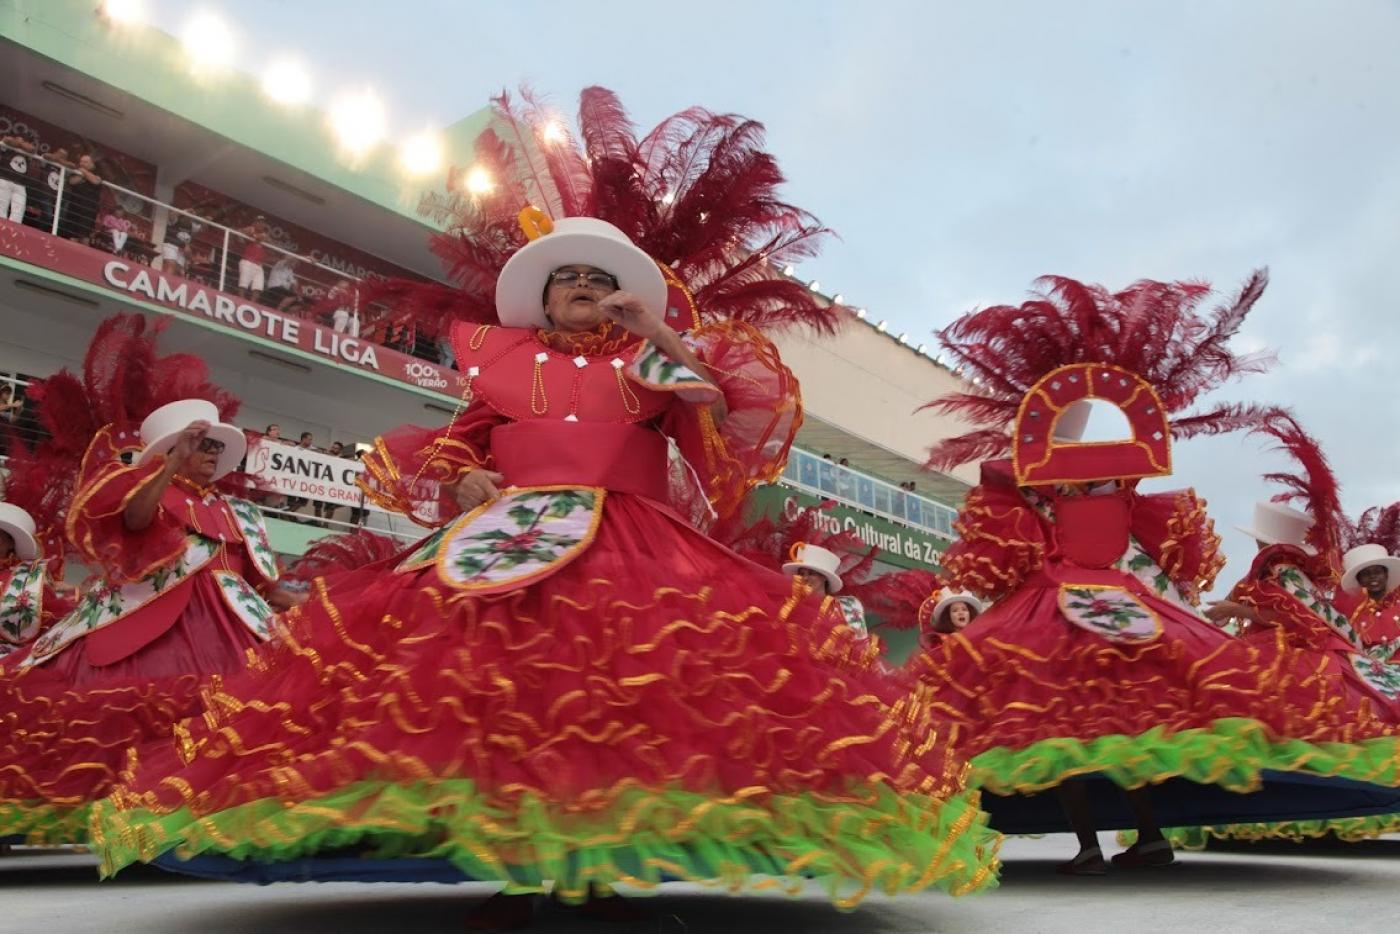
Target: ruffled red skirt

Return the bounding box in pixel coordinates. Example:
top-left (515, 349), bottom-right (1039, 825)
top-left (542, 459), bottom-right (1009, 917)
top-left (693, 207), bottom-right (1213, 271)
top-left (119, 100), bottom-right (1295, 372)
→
top-left (0, 567), bottom-right (264, 822)
top-left (96, 493), bottom-right (998, 899)
top-left (119, 492), bottom-right (955, 811)
top-left (908, 569), bottom-right (1400, 758)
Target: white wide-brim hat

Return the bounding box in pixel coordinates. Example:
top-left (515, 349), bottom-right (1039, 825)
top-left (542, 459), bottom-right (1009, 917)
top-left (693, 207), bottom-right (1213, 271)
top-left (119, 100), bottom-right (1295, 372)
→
top-left (1340, 543), bottom-right (1400, 596)
top-left (495, 217), bottom-right (668, 329)
top-left (932, 590), bottom-right (985, 626)
top-left (136, 399), bottom-right (246, 482)
top-left (782, 543), bottom-right (844, 594)
top-left (0, 502), bottom-right (39, 561)
top-left (1236, 500), bottom-right (1317, 555)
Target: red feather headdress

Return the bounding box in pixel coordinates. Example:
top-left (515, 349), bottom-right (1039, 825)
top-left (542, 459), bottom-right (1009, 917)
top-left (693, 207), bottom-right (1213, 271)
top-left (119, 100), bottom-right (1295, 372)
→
top-left (366, 87), bottom-right (839, 340)
top-left (3, 314), bottom-right (243, 561)
top-left (1245, 407), bottom-right (1345, 580)
top-left (1346, 503), bottom-right (1400, 554)
top-left (925, 271), bottom-right (1273, 471)
top-left (282, 529), bottom-right (402, 586)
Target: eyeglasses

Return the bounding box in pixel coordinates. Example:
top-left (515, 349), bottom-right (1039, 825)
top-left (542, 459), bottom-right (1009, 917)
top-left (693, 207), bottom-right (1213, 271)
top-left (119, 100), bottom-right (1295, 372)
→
top-left (198, 438), bottom-right (227, 454)
top-left (548, 270), bottom-right (618, 290)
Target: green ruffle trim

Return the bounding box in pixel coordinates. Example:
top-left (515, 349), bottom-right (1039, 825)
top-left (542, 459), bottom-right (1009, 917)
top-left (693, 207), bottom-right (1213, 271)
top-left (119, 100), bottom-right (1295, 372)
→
top-left (1118, 813), bottom-right (1400, 851)
top-left (0, 801), bottom-right (90, 845)
top-left (91, 780), bottom-right (1001, 905)
top-left (969, 717), bottom-right (1400, 796)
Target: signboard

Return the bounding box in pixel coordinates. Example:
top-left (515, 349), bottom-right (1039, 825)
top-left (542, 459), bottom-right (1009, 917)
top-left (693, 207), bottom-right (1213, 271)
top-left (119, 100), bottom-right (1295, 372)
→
top-left (0, 221), bottom-right (469, 397)
top-left (747, 484), bottom-right (949, 572)
top-left (246, 439), bottom-right (442, 525)
top-left (246, 439), bottom-right (369, 508)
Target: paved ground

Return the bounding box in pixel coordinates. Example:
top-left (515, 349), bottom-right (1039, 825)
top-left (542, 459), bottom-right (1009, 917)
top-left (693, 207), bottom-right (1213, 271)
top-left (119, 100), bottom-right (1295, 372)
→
top-left (3, 835), bottom-right (1399, 933)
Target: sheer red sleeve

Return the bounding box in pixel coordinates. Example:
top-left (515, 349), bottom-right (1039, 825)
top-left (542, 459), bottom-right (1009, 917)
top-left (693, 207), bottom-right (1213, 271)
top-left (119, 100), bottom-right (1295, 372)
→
top-left (653, 321), bottom-right (801, 523)
top-left (359, 400), bottom-right (507, 527)
top-left (1130, 488), bottom-right (1226, 604)
top-left (65, 429), bottom-right (188, 583)
top-left (943, 483), bottom-right (1047, 601)
top-left (1229, 549), bottom-right (1363, 653)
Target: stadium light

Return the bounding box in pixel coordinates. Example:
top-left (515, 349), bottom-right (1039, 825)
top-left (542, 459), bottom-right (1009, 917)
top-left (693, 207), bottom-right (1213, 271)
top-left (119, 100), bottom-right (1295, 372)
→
top-left (855, 308), bottom-right (867, 319)
top-left (808, 280), bottom-right (821, 292)
top-left (180, 11), bottom-right (236, 71)
top-left (782, 265), bottom-right (795, 276)
top-left (465, 166), bottom-right (496, 195)
top-left (399, 131), bottom-right (444, 177)
top-left (831, 293), bottom-right (844, 304)
top-left (101, 0), bottom-right (146, 25)
top-left (876, 320), bottom-right (888, 332)
top-left (261, 58), bottom-right (312, 107)
top-left (329, 89), bottom-right (387, 156)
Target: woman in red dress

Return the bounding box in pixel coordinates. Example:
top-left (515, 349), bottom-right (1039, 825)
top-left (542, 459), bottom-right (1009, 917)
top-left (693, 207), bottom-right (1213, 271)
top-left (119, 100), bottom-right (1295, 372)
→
top-left (94, 90), bottom-right (999, 925)
top-left (0, 317), bottom-right (300, 843)
top-left (904, 272), bottom-right (1400, 875)
top-left (1158, 415), bottom-right (1400, 849)
top-left (0, 503), bottom-right (75, 667)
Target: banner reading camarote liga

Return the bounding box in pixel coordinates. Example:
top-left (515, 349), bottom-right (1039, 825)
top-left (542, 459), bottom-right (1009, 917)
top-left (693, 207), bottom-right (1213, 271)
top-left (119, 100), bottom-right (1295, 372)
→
top-left (0, 221), bottom-right (469, 397)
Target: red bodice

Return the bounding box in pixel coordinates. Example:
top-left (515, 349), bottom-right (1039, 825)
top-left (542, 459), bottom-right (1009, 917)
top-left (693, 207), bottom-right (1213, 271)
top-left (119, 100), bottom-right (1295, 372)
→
top-left (452, 324), bottom-right (673, 424)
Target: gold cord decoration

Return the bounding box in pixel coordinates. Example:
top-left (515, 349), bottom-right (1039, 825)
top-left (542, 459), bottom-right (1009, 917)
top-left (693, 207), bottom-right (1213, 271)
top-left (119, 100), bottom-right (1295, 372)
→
top-left (531, 354), bottom-right (550, 416)
top-left (613, 362), bottom-right (641, 415)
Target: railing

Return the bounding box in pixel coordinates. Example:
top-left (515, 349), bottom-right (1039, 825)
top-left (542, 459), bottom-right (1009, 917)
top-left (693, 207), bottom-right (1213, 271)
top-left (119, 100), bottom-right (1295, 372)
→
top-left (255, 495), bottom-right (423, 544)
top-left (779, 446), bottom-right (958, 538)
top-left (0, 146), bottom-right (440, 362)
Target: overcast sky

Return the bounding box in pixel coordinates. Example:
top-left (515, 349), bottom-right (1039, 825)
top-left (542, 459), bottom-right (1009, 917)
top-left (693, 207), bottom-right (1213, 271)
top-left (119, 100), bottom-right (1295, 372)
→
top-left (145, 0), bottom-right (1400, 593)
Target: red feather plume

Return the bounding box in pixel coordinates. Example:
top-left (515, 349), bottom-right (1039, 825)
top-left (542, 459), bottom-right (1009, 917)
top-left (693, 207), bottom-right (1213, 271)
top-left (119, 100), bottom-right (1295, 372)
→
top-left (925, 270), bottom-right (1274, 471)
top-left (373, 87), bottom-right (840, 339)
top-left (282, 529), bottom-right (402, 586)
top-left (1246, 407), bottom-right (1345, 577)
top-left (1346, 504), bottom-right (1400, 554)
top-left (3, 314), bottom-right (245, 562)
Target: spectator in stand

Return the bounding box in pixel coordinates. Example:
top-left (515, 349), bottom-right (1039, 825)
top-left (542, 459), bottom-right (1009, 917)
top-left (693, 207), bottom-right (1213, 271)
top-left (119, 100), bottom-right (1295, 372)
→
top-left (383, 314), bottom-right (413, 353)
top-left (263, 253), bottom-right (301, 311)
top-left (35, 148), bottom-right (73, 232)
top-left (328, 280), bottom-right (360, 336)
top-left (100, 204), bottom-right (134, 254)
top-left (57, 153), bottom-right (102, 243)
top-left (264, 423), bottom-right (282, 441)
top-left (314, 441), bottom-right (346, 526)
top-left (237, 216), bottom-right (271, 301)
top-left (349, 444), bottom-right (370, 526)
top-left (283, 430), bottom-right (316, 520)
top-left (0, 134), bottom-right (37, 224)
top-left (0, 383), bottom-right (23, 426)
top-left (835, 458), bottom-right (856, 500)
top-left (0, 383), bottom-right (23, 455)
top-left (155, 213), bottom-right (200, 273)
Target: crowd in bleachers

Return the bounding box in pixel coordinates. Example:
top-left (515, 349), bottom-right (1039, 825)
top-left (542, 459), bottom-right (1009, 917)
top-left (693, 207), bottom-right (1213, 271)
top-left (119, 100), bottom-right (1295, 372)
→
top-left (1, 136), bottom-right (447, 367)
